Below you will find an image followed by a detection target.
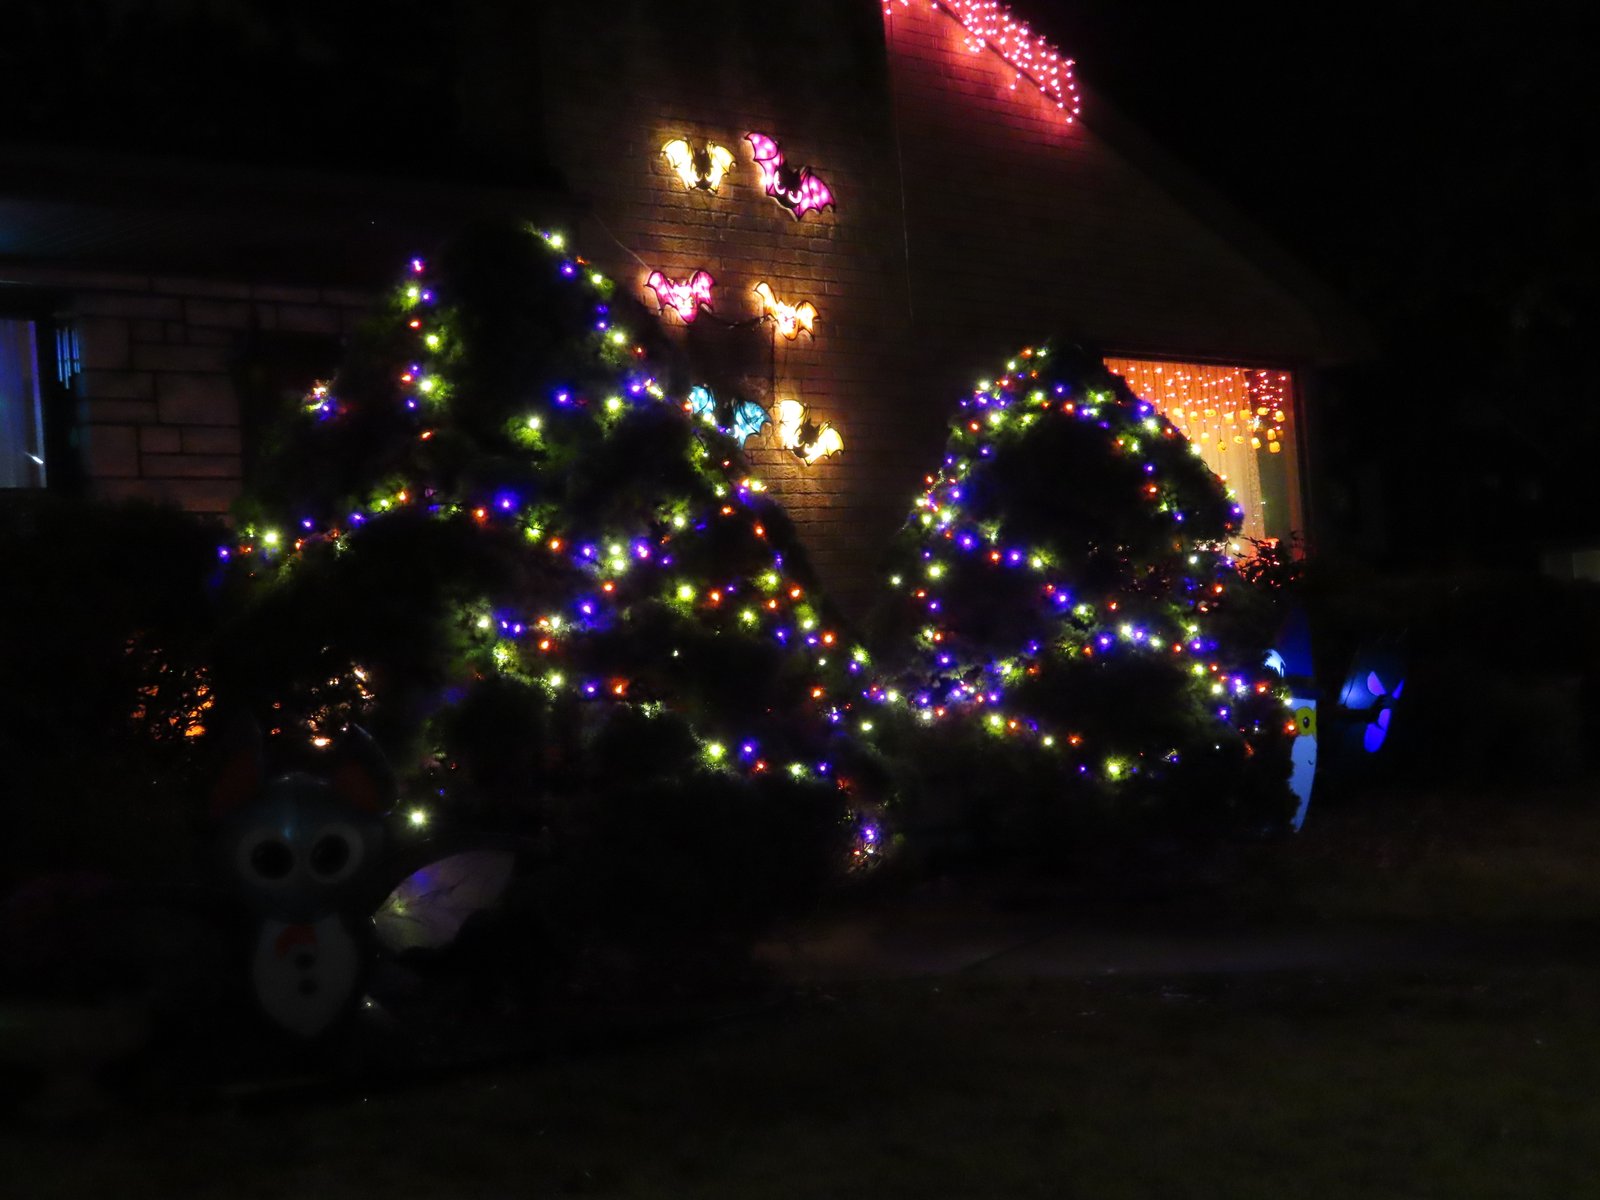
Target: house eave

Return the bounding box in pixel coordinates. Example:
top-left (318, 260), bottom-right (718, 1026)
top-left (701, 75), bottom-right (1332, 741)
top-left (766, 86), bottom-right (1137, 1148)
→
top-left (0, 143), bottom-right (575, 288)
top-left (1077, 82), bottom-right (1376, 368)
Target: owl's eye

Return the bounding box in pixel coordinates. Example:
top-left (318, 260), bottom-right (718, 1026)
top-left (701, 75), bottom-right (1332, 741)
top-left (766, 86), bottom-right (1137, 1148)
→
top-left (307, 823), bottom-right (365, 882)
top-left (247, 838), bottom-right (294, 881)
top-left (310, 834), bottom-right (350, 877)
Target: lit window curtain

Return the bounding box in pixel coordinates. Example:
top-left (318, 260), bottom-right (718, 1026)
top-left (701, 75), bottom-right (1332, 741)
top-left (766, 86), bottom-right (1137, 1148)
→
top-left (1104, 358), bottom-right (1292, 546)
top-left (0, 319), bottom-right (46, 489)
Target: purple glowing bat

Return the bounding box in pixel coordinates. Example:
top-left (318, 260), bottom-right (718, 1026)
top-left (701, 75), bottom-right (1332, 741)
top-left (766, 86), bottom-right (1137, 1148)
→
top-left (645, 269), bottom-right (716, 322)
top-left (746, 132), bottom-right (835, 220)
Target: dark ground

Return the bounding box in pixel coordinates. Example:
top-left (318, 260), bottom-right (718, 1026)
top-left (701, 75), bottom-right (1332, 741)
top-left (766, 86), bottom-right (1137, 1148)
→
top-left (6, 782), bottom-right (1600, 1197)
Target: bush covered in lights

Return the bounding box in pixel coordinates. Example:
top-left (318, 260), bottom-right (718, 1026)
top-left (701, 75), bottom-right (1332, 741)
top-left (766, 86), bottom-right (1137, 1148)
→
top-left (215, 223), bottom-right (879, 979)
top-left (867, 343), bottom-right (1293, 865)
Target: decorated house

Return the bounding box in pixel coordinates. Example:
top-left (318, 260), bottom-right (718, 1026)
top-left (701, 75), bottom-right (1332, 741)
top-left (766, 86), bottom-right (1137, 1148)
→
top-left (1, 1), bottom-right (1367, 613)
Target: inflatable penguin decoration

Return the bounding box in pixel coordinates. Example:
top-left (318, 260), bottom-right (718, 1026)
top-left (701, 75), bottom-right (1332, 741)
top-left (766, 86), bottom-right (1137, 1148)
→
top-left (211, 729), bottom-right (394, 1038)
top-left (1264, 606), bottom-right (1319, 832)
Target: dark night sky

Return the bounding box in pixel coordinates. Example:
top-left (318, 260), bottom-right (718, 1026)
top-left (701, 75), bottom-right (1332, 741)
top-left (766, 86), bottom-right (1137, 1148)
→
top-left (1031, 1), bottom-right (1600, 555)
top-left (6, 1), bottom-right (1596, 554)
top-left (1043, 2), bottom-right (1598, 317)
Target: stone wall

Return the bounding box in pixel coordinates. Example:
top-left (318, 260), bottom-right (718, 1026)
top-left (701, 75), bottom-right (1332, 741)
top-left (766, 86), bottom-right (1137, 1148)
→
top-left (535, 1), bottom-right (1343, 613)
top-left (537, 0), bottom-right (914, 614)
top-left (6, 2), bottom-right (1352, 615)
top-left (4, 264), bottom-right (369, 515)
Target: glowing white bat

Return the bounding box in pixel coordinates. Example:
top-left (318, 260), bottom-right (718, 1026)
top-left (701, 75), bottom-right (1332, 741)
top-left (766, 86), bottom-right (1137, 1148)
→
top-left (662, 138), bottom-right (735, 192)
top-left (753, 282), bottom-right (818, 340)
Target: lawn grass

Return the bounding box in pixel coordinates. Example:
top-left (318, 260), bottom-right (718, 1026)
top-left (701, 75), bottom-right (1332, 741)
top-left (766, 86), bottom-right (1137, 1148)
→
top-left (12, 780), bottom-right (1600, 1198)
top-left (10, 965), bottom-right (1600, 1199)
top-left (1274, 783), bottom-right (1600, 926)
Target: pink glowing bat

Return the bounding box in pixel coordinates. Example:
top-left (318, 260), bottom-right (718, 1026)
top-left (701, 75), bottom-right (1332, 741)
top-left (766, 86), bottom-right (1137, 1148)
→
top-left (745, 132), bottom-right (835, 220)
top-left (645, 269), bottom-right (716, 322)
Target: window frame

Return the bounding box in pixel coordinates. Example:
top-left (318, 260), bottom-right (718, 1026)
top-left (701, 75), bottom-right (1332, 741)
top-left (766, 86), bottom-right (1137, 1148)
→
top-left (0, 290), bottom-right (83, 497)
top-left (1101, 348), bottom-right (1310, 547)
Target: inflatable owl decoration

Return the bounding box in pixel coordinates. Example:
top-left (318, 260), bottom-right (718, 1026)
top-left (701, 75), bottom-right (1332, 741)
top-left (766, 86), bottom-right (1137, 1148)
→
top-left (210, 728), bottom-right (396, 1038)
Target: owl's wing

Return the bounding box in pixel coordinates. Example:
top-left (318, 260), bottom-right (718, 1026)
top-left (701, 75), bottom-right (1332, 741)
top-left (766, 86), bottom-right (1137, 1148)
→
top-left (371, 849), bottom-right (517, 954)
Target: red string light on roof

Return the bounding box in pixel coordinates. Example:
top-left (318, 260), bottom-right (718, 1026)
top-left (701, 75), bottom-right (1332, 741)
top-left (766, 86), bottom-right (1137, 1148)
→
top-left (884, 1), bottom-right (1082, 124)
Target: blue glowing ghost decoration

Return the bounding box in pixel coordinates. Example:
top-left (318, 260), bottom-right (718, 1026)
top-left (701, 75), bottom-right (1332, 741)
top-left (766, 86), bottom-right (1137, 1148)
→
top-left (687, 385), bottom-right (716, 419)
top-left (732, 400), bottom-right (770, 447)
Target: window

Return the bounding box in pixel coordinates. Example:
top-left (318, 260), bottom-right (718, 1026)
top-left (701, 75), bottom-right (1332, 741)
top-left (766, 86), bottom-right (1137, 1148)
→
top-left (1104, 356), bottom-right (1303, 549)
top-left (0, 317), bottom-right (48, 489)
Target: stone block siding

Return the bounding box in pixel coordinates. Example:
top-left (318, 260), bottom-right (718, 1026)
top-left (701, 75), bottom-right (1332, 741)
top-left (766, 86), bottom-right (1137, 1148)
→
top-left (537, 2), bottom-right (1336, 615)
top-left (8, 265), bottom-right (371, 515)
top-left (882, 3), bottom-right (1332, 381)
top-left (539, 0), bottom-right (915, 616)
top-left (13, 2), bottom-right (1340, 609)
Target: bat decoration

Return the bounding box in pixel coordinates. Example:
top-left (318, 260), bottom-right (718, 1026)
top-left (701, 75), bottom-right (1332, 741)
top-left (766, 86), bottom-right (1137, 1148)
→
top-left (662, 138), bottom-right (736, 193)
top-left (746, 132), bottom-right (835, 220)
top-left (774, 398), bottom-right (844, 464)
top-left (645, 269), bottom-right (716, 322)
top-left (683, 386), bottom-right (770, 448)
top-left (753, 282), bottom-right (818, 340)
top-left (732, 399), bottom-right (771, 447)
top-left (686, 384), bottom-right (718, 420)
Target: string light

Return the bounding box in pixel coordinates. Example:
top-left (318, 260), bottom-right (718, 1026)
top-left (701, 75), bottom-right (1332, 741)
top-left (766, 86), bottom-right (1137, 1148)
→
top-left (227, 231), bottom-right (870, 792)
top-left (869, 343), bottom-right (1285, 781)
top-left (883, 1), bottom-right (1081, 124)
top-left (1104, 357), bottom-right (1295, 547)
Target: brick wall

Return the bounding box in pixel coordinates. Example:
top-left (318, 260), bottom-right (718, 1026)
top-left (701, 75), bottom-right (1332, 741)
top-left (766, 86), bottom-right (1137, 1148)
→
top-left (537, 0), bottom-right (915, 615)
top-left (535, 1), bottom-right (1346, 615)
top-left (5, 265), bottom-right (370, 516)
top-left (883, 2), bottom-right (1334, 374)
top-left (11, 2), bottom-right (1352, 615)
